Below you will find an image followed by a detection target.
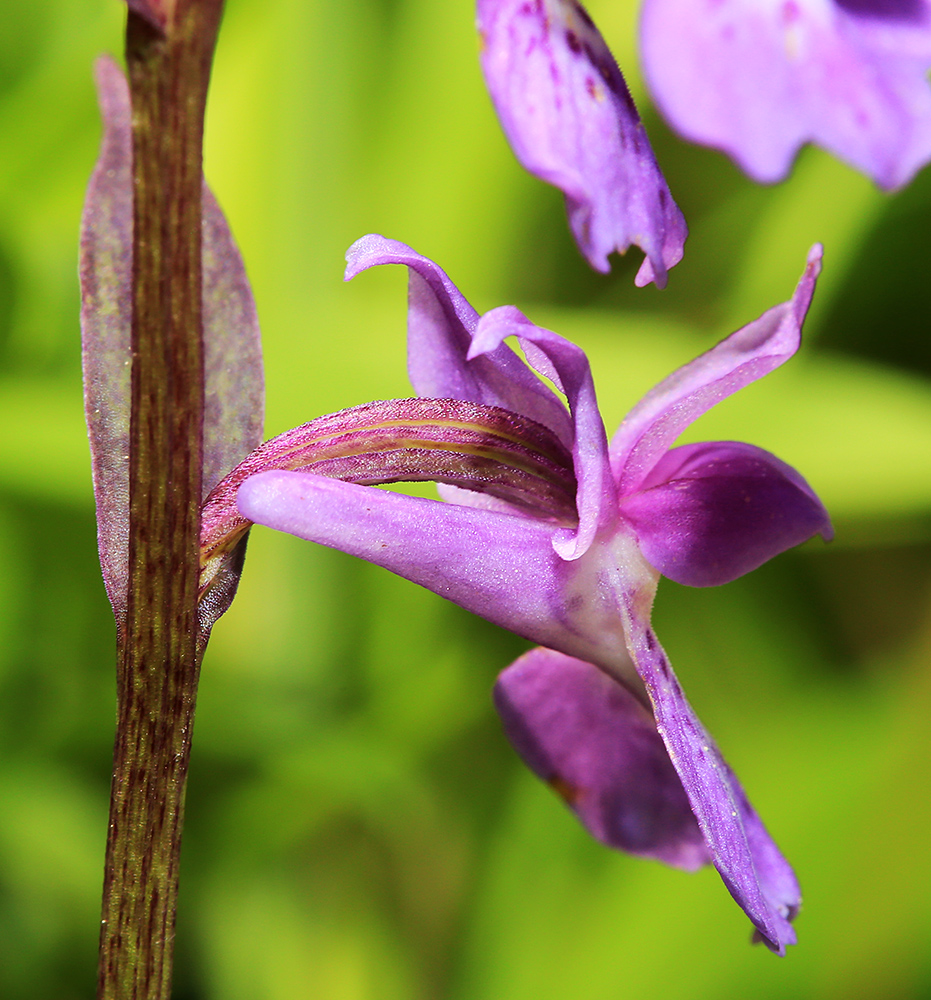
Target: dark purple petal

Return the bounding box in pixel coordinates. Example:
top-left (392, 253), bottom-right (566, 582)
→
top-left (472, 305), bottom-right (617, 559)
top-left (495, 647), bottom-right (711, 870)
top-left (640, 0), bottom-right (931, 190)
top-left (80, 57), bottom-right (133, 620)
top-left (478, 0), bottom-right (687, 283)
top-left (620, 441), bottom-right (833, 586)
top-left (611, 245), bottom-right (822, 494)
top-left (345, 235), bottom-right (572, 444)
top-left (620, 595), bottom-right (801, 955)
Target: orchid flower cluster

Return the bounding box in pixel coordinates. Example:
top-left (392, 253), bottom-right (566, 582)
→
top-left (81, 0), bottom-right (931, 988)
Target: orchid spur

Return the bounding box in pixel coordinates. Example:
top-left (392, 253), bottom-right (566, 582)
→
top-left (477, 0), bottom-right (687, 284)
top-left (224, 235), bottom-right (830, 953)
top-left (640, 0), bottom-right (931, 190)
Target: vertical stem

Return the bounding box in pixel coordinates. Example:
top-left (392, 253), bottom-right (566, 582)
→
top-left (97, 3), bottom-right (224, 998)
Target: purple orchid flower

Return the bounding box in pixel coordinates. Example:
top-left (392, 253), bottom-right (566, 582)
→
top-left (235, 234), bottom-right (830, 953)
top-left (640, 0), bottom-right (931, 190)
top-left (477, 0), bottom-right (687, 284)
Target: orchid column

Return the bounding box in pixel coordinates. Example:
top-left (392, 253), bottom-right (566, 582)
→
top-left (79, 1), bottom-right (257, 997)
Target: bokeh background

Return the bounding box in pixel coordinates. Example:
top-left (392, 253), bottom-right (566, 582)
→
top-left (2, 0), bottom-right (931, 997)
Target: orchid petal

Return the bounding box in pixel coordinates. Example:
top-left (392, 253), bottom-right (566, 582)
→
top-left (620, 441), bottom-right (833, 586)
top-left (239, 470), bottom-right (645, 696)
top-left (611, 245), bottom-right (822, 494)
top-left (619, 591), bottom-right (800, 955)
top-left (495, 647), bottom-right (711, 870)
top-left (238, 470), bottom-right (572, 647)
top-left (640, 0), bottom-right (931, 190)
top-left (477, 0), bottom-right (687, 283)
top-left (345, 235), bottom-right (572, 443)
top-left (472, 305), bottom-right (616, 559)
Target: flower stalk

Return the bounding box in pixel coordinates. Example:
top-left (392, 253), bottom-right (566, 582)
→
top-left (96, 3), bottom-right (224, 998)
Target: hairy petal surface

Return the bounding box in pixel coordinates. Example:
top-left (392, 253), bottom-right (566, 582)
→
top-left (495, 647), bottom-right (711, 869)
top-left (621, 441), bottom-right (833, 586)
top-left (478, 0), bottom-right (686, 283)
top-left (611, 245), bottom-right (822, 494)
top-left (641, 0), bottom-right (931, 189)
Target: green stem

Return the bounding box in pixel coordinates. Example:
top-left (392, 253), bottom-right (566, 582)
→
top-left (97, 3), bottom-right (223, 998)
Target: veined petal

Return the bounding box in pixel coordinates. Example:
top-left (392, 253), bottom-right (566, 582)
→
top-left (640, 0), bottom-right (931, 190)
top-left (620, 441), bottom-right (833, 586)
top-left (495, 647), bottom-right (711, 870)
top-left (345, 235), bottom-right (572, 443)
top-left (201, 397), bottom-right (577, 598)
top-left (611, 245), bottom-right (822, 494)
top-left (614, 573), bottom-right (801, 955)
top-left (478, 0), bottom-right (687, 283)
top-left (472, 305), bottom-right (617, 560)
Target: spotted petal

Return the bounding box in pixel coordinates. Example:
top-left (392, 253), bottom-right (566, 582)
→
top-left (478, 0), bottom-right (687, 283)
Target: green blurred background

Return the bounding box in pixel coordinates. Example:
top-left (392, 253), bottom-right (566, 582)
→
top-left (2, 0), bottom-right (931, 997)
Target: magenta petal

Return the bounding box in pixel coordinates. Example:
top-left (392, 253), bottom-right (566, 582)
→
top-left (611, 245), bottom-right (822, 494)
top-left (477, 0), bottom-right (687, 283)
top-left (495, 647), bottom-right (711, 870)
top-left (345, 235), bottom-right (572, 443)
top-left (237, 470), bottom-right (586, 652)
top-left (641, 0), bottom-right (931, 190)
top-left (620, 603), bottom-right (800, 954)
top-left (472, 306), bottom-right (616, 559)
top-left (620, 441), bottom-right (833, 586)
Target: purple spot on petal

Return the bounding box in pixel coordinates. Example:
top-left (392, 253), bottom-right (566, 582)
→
top-left (782, 1), bottom-right (801, 23)
top-left (565, 29), bottom-right (583, 55)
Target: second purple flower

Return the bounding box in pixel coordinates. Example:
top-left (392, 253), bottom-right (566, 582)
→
top-left (477, 0), bottom-right (687, 284)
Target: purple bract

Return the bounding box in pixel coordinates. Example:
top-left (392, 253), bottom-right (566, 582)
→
top-left (237, 234), bottom-right (831, 953)
top-left (640, 0), bottom-right (931, 189)
top-left (478, 0), bottom-right (687, 283)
